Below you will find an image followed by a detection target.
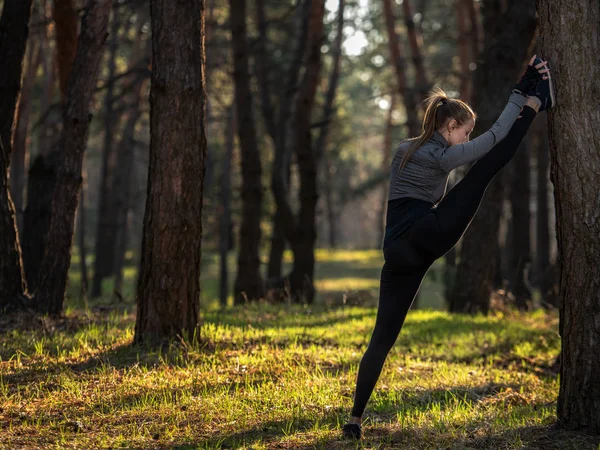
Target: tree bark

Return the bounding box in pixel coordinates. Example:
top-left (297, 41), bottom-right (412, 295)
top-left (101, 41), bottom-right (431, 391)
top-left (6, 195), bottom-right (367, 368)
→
top-left (537, 0), bottom-right (600, 432)
top-left (230, 0), bottom-right (265, 304)
top-left (35, 0), bottom-right (112, 315)
top-left (509, 141), bottom-right (532, 310)
top-left (134, 0), bottom-right (206, 342)
top-left (91, 9), bottom-right (121, 298)
top-left (448, 0), bottom-right (536, 314)
top-left (0, 0), bottom-right (34, 311)
top-left (23, 0), bottom-right (78, 294)
top-left (382, 0), bottom-right (420, 137)
top-left (53, 0), bottom-right (79, 97)
top-left (11, 41), bottom-right (39, 232)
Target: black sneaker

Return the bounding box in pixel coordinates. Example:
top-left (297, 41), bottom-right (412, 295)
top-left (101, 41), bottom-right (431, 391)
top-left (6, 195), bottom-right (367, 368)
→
top-left (532, 56), bottom-right (555, 111)
top-left (343, 423), bottom-right (363, 440)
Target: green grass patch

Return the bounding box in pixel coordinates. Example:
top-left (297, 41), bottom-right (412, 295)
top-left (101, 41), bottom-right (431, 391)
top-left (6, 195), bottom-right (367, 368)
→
top-left (5, 249), bottom-right (596, 449)
top-left (1, 304), bottom-right (593, 449)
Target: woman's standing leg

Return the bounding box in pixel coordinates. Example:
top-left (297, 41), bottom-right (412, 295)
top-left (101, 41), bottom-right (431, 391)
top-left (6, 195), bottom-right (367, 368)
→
top-left (349, 239), bottom-right (433, 422)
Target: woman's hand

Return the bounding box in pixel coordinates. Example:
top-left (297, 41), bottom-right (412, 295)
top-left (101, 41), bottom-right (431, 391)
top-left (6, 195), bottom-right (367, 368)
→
top-left (514, 55), bottom-right (550, 95)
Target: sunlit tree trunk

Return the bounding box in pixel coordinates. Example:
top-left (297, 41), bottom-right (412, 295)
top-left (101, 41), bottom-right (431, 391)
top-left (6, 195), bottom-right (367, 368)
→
top-left (537, 0), bottom-right (600, 432)
top-left (36, 0), bottom-right (112, 315)
top-left (219, 105), bottom-right (235, 307)
top-left (134, 0), bottom-right (206, 342)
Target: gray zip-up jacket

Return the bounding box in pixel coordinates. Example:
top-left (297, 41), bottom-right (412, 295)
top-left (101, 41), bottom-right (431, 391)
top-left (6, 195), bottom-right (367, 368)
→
top-left (388, 92), bottom-right (527, 205)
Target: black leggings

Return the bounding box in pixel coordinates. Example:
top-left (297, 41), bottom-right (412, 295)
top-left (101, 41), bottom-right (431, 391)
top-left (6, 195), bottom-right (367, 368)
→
top-left (351, 106), bottom-right (537, 418)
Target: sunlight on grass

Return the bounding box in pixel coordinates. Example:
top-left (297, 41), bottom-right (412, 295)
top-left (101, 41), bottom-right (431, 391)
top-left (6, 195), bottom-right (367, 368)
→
top-left (314, 277), bottom-right (380, 292)
top-left (0, 303), bottom-right (572, 449)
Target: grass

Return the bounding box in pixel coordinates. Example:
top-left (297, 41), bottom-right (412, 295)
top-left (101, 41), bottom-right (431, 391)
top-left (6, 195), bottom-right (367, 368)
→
top-left (2, 249), bottom-right (598, 449)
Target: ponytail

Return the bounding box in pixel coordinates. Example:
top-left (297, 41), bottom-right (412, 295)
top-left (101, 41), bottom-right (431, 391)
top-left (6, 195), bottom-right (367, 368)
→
top-left (398, 87), bottom-right (475, 173)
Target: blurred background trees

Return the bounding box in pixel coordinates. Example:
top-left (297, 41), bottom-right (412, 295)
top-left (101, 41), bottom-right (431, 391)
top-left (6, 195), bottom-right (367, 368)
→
top-left (0, 0), bottom-right (561, 313)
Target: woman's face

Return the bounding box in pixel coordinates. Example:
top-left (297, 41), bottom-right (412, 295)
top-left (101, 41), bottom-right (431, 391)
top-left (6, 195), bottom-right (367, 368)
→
top-left (446, 118), bottom-right (475, 146)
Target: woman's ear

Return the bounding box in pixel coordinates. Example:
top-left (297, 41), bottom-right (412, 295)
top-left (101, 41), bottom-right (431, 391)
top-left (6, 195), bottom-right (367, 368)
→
top-left (447, 119), bottom-right (458, 131)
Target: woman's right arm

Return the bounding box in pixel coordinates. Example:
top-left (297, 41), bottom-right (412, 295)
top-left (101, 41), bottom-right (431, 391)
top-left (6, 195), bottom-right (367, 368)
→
top-left (435, 92), bottom-right (527, 172)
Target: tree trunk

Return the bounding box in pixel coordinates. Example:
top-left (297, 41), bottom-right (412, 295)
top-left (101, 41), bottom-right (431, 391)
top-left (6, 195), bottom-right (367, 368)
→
top-left (535, 119), bottom-right (557, 308)
top-left (537, 0), bottom-right (600, 432)
top-left (53, 0), bottom-right (79, 97)
top-left (35, 0), bottom-right (112, 315)
top-left (219, 105), bottom-right (235, 307)
top-left (268, 0), bottom-right (311, 280)
top-left (230, 0), bottom-right (265, 304)
top-left (0, 0), bottom-right (34, 311)
top-left (134, 0), bottom-right (206, 343)
top-left (23, 0), bottom-right (78, 294)
top-left (91, 9), bottom-right (121, 298)
top-left (286, 0), bottom-right (325, 303)
top-left (401, 0), bottom-right (429, 101)
top-left (11, 41), bottom-right (39, 232)
top-left (448, 0), bottom-right (536, 314)
top-left (456, 0), bottom-right (471, 102)
top-left (509, 141), bottom-right (532, 310)
top-left (382, 0), bottom-right (420, 137)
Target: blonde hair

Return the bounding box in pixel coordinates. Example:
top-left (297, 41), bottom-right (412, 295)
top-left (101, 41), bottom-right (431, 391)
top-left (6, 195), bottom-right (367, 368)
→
top-left (398, 87), bottom-right (476, 173)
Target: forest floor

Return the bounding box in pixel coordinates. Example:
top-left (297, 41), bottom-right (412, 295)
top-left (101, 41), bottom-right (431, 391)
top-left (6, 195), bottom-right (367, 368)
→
top-left (2, 250), bottom-right (599, 449)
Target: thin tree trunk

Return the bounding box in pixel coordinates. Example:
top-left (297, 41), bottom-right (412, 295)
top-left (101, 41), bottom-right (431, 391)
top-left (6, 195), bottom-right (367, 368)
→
top-left (401, 0), bottom-right (429, 101)
top-left (219, 105), bottom-right (236, 307)
top-left (456, 0), bottom-right (471, 102)
top-left (35, 0), bottom-right (112, 315)
top-left (537, 0), bottom-right (600, 432)
top-left (509, 141), bottom-right (532, 310)
top-left (23, 0), bottom-right (78, 294)
top-left (314, 0), bottom-right (344, 163)
top-left (230, 0), bottom-right (265, 304)
top-left (448, 0), bottom-right (536, 314)
top-left (91, 9), bottom-right (121, 298)
top-left (11, 42), bottom-right (39, 232)
top-left (268, 0), bottom-right (311, 280)
top-left (0, 0), bottom-right (34, 311)
top-left (134, 0), bottom-right (206, 343)
top-left (382, 0), bottom-right (420, 137)
top-left (285, 0), bottom-right (325, 303)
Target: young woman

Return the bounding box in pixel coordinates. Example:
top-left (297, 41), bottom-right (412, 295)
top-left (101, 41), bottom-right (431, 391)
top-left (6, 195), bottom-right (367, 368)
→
top-left (343, 56), bottom-right (554, 440)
